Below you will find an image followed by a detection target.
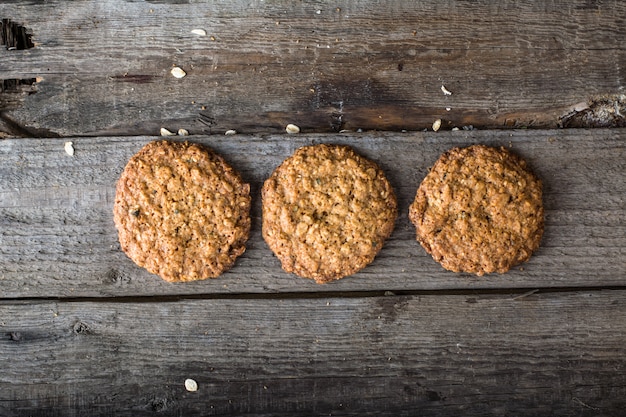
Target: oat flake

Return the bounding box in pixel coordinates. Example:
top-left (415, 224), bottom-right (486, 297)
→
top-left (285, 124), bottom-right (300, 134)
top-left (171, 67), bottom-right (186, 79)
top-left (185, 378), bottom-right (198, 392)
top-left (432, 119), bottom-right (442, 132)
top-left (64, 141), bottom-right (74, 156)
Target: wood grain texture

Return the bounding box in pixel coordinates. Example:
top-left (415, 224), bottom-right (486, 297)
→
top-left (1, 129), bottom-right (624, 298)
top-left (1, 291), bottom-right (625, 416)
top-left (0, 0), bottom-right (625, 136)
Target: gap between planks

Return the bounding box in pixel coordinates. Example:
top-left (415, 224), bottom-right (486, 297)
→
top-left (3, 286), bottom-right (626, 305)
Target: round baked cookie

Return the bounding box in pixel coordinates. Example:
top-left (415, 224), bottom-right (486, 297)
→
top-left (113, 140), bottom-right (251, 282)
top-left (409, 145), bottom-right (544, 275)
top-left (262, 144), bottom-right (397, 283)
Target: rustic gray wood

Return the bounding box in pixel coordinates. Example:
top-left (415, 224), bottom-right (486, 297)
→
top-left (1, 291), bottom-right (625, 416)
top-left (1, 129), bottom-right (624, 298)
top-left (0, 0), bottom-right (625, 137)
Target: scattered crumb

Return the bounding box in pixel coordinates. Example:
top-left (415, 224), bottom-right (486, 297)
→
top-left (210, 36), bottom-right (216, 41)
top-left (452, 127), bottom-right (460, 131)
top-left (225, 129), bottom-right (237, 136)
top-left (177, 128), bottom-right (189, 136)
top-left (185, 379), bottom-right (198, 392)
top-left (285, 123), bottom-right (300, 134)
top-left (432, 119), bottom-right (442, 132)
top-left (316, 9), bottom-right (322, 14)
top-left (160, 128), bottom-right (175, 136)
top-left (446, 107), bottom-right (451, 111)
top-left (170, 67), bottom-right (186, 79)
top-left (191, 29), bottom-right (207, 36)
top-left (64, 141), bottom-right (74, 156)
top-left (441, 85), bottom-right (452, 95)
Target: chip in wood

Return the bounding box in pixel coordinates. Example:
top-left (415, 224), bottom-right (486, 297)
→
top-left (285, 124), bottom-right (300, 134)
top-left (185, 378), bottom-right (198, 392)
top-left (64, 141), bottom-right (74, 156)
top-left (171, 67), bottom-right (186, 79)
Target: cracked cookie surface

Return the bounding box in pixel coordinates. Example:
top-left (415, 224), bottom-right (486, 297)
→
top-left (262, 144), bottom-right (397, 283)
top-left (409, 145), bottom-right (544, 275)
top-left (114, 140), bottom-right (251, 282)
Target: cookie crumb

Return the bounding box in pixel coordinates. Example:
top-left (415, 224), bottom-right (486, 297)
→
top-left (177, 128), bottom-right (189, 136)
top-left (432, 119), bottom-right (442, 132)
top-left (441, 85), bottom-right (452, 95)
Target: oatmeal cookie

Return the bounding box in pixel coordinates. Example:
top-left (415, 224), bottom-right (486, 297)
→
top-left (409, 145), bottom-right (544, 275)
top-left (113, 140), bottom-right (251, 282)
top-left (262, 144), bottom-right (397, 283)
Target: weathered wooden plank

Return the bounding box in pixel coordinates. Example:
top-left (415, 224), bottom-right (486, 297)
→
top-left (0, 0), bottom-right (625, 137)
top-left (1, 291), bottom-right (625, 416)
top-left (0, 129), bottom-right (624, 298)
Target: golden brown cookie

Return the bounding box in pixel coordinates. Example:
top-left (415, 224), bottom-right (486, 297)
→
top-left (113, 140), bottom-right (251, 282)
top-left (262, 144), bottom-right (397, 283)
top-left (409, 145), bottom-right (544, 275)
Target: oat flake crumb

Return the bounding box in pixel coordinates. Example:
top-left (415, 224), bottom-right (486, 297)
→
top-left (225, 129), bottom-right (237, 136)
top-left (441, 85), bottom-right (452, 95)
top-left (171, 67), bottom-right (186, 79)
top-left (177, 128), bottom-right (189, 136)
top-left (185, 379), bottom-right (198, 392)
top-left (432, 119), bottom-right (442, 132)
top-left (160, 127), bottom-right (176, 136)
top-left (285, 124), bottom-right (300, 134)
top-left (64, 141), bottom-right (74, 156)
top-left (191, 29), bottom-right (207, 36)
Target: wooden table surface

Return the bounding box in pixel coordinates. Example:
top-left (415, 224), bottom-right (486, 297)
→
top-left (1, 1), bottom-right (625, 416)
